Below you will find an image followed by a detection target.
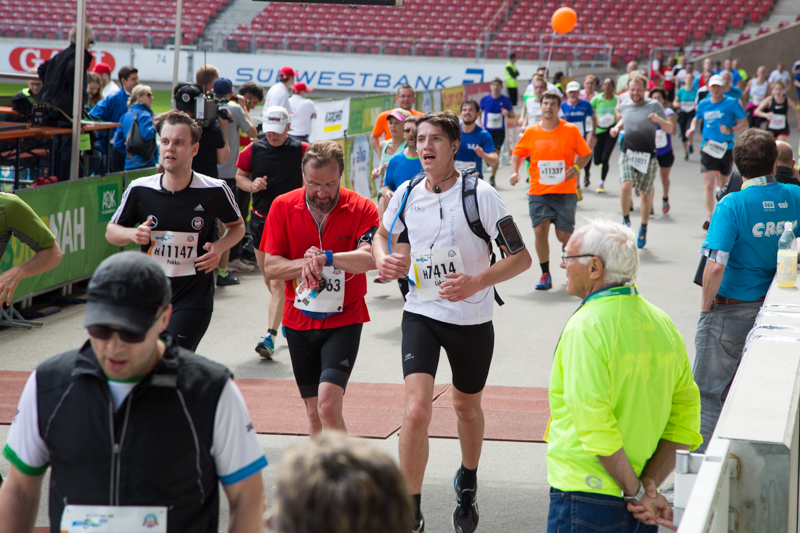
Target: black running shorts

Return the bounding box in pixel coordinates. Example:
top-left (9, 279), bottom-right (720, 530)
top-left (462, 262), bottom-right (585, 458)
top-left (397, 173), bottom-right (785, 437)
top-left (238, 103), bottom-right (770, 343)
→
top-left (657, 151), bottom-right (675, 168)
top-left (285, 323), bottom-right (363, 398)
top-left (700, 149), bottom-right (733, 176)
top-left (401, 311), bottom-right (494, 395)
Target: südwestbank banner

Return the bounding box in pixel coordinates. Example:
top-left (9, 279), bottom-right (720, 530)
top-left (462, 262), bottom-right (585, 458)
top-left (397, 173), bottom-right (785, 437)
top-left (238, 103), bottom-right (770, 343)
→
top-left (0, 41), bottom-right (555, 93)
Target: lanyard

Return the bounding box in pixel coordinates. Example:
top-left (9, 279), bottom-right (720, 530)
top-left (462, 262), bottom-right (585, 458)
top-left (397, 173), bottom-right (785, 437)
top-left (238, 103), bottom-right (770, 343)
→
top-left (580, 284), bottom-right (639, 307)
top-left (741, 175), bottom-right (775, 189)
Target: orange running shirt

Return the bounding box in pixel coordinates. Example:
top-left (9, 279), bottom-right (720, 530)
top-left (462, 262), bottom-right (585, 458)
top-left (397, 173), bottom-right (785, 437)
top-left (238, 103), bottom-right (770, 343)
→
top-left (372, 108), bottom-right (425, 141)
top-left (512, 119), bottom-right (591, 195)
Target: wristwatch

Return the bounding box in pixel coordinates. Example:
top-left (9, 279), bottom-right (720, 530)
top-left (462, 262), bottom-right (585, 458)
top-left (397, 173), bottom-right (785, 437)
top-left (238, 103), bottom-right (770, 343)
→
top-left (622, 480), bottom-right (646, 503)
top-left (324, 250), bottom-right (334, 267)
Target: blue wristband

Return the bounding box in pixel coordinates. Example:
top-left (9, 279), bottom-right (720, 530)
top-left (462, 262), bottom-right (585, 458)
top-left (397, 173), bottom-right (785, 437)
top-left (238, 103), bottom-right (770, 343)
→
top-left (324, 250), bottom-right (333, 267)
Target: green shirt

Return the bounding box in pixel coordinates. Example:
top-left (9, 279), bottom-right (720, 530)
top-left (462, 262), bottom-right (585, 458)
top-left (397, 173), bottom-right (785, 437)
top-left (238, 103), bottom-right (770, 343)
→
top-left (590, 94), bottom-right (618, 134)
top-left (0, 192), bottom-right (56, 258)
top-left (505, 61), bottom-right (519, 89)
top-left (546, 286), bottom-right (702, 496)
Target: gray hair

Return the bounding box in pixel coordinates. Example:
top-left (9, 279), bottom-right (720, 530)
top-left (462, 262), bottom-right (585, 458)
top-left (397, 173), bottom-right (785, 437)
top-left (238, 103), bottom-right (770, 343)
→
top-left (68, 25), bottom-right (94, 47)
top-left (575, 217), bottom-right (638, 285)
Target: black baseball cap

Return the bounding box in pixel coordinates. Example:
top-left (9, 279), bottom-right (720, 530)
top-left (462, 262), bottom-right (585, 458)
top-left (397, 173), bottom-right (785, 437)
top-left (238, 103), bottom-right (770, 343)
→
top-left (174, 83), bottom-right (202, 112)
top-left (84, 252), bottom-right (172, 335)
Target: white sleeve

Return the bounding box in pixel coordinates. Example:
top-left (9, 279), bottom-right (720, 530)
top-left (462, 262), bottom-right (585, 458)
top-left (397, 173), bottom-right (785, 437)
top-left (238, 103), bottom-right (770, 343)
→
top-left (4, 371), bottom-right (50, 475)
top-left (382, 181), bottom-right (409, 234)
top-left (211, 379), bottom-right (267, 486)
top-left (476, 181), bottom-right (511, 241)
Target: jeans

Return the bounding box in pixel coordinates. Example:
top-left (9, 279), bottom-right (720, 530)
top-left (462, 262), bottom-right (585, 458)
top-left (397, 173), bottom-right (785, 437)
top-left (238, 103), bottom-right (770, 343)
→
top-left (547, 489), bottom-right (658, 533)
top-left (692, 300), bottom-right (761, 452)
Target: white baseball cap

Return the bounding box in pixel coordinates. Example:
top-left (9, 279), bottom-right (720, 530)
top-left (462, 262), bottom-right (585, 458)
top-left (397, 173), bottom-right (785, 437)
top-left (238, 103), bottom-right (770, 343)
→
top-left (262, 106), bottom-right (290, 133)
top-left (566, 81), bottom-right (581, 92)
top-left (708, 75), bottom-right (725, 87)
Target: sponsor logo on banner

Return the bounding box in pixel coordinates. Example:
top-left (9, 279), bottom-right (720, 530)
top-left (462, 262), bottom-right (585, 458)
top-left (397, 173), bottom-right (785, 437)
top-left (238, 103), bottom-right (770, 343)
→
top-left (96, 183), bottom-right (119, 222)
top-left (9, 47), bottom-right (116, 72)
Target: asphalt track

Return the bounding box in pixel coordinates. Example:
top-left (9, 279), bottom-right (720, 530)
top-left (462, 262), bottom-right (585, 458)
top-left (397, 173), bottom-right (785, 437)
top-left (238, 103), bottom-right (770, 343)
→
top-left (1, 128), bottom-right (798, 531)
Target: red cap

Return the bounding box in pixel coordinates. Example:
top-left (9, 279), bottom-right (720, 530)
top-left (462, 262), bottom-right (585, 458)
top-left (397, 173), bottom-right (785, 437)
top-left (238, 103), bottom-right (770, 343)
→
top-left (292, 82), bottom-right (313, 94)
top-left (92, 62), bottom-right (112, 75)
top-left (279, 66), bottom-right (298, 80)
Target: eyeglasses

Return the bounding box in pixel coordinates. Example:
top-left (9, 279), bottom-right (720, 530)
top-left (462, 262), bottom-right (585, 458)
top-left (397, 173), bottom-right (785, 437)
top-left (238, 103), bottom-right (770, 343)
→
top-left (87, 312), bottom-right (162, 344)
top-left (144, 93), bottom-right (153, 98)
top-left (560, 253), bottom-right (598, 263)
top-left (305, 182), bottom-right (339, 192)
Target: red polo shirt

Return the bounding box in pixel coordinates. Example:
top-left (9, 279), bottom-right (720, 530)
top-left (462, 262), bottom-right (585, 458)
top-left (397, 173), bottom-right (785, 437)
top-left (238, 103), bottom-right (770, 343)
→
top-left (260, 187), bottom-right (379, 330)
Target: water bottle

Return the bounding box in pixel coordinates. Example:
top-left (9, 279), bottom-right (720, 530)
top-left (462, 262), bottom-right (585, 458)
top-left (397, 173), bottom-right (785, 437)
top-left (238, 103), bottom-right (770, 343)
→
top-left (777, 221), bottom-right (797, 287)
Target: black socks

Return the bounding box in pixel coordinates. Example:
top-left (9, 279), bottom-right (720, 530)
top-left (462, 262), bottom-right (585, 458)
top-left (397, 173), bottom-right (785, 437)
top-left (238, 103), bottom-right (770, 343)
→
top-left (268, 328), bottom-right (277, 337)
top-left (459, 464), bottom-right (478, 490)
top-left (540, 261), bottom-right (550, 275)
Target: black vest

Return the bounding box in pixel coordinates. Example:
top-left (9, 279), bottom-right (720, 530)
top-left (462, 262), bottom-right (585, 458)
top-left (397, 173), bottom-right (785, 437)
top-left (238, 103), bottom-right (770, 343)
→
top-left (36, 334), bottom-right (231, 533)
top-left (249, 136), bottom-right (304, 215)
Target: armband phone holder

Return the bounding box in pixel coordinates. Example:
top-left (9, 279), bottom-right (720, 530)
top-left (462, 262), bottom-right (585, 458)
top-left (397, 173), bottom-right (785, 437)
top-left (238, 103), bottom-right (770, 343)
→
top-left (496, 215), bottom-right (525, 255)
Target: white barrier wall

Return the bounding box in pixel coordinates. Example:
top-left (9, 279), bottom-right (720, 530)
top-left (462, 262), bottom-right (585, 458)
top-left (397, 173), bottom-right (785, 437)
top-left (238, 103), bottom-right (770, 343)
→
top-left (0, 40), bottom-right (560, 93)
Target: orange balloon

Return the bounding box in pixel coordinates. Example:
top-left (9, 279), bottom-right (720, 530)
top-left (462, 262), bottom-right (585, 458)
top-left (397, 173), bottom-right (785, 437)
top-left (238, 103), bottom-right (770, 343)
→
top-left (551, 7), bottom-right (577, 34)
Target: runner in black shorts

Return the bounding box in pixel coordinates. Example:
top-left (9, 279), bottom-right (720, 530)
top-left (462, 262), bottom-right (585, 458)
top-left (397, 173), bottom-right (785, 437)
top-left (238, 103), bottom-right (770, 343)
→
top-left (260, 140), bottom-right (379, 435)
top-left (374, 111), bottom-right (531, 533)
top-left (106, 111), bottom-right (245, 351)
top-left (236, 106), bottom-right (307, 359)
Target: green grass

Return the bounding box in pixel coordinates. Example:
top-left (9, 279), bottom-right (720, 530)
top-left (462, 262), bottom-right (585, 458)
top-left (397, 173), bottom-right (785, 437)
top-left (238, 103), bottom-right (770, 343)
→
top-left (1, 83), bottom-right (173, 114)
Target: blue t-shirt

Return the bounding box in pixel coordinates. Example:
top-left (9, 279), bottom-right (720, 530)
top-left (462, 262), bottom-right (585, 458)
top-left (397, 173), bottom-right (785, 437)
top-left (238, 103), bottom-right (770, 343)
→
top-left (700, 87), bottom-right (743, 102)
top-left (730, 69), bottom-right (742, 87)
top-left (384, 151), bottom-right (423, 191)
top-left (704, 181), bottom-right (800, 300)
top-left (560, 99), bottom-right (594, 137)
top-left (695, 96), bottom-right (746, 149)
top-left (795, 72), bottom-right (800, 99)
top-left (479, 94), bottom-right (514, 131)
top-left (89, 88), bottom-right (130, 153)
top-left (456, 126), bottom-right (496, 170)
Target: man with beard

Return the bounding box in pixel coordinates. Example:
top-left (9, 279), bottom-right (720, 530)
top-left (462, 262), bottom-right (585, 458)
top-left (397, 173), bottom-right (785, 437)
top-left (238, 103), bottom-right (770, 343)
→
top-left (260, 140), bottom-right (379, 435)
top-left (236, 106), bottom-right (307, 359)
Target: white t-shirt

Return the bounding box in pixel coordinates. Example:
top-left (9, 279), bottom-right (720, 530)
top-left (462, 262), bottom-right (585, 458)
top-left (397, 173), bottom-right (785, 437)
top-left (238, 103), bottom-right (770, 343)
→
top-left (102, 81), bottom-right (120, 98)
top-left (288, 94), bottom-right (318, 137)
top-left (263, 82), bottom-right (292, 120)
top-left (382, 174), bottom-right (510, 325)
top-left (5, 371), bottom-right (267, 486)
top-left (768, 69), bottom-right (791, 87)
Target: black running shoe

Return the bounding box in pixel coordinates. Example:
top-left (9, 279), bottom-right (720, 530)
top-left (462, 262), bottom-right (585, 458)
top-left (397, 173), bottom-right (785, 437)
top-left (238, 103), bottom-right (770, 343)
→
top-left (453, 469), bottom-right (479, 533)
top-left (412, 513), bottom-right (425, 533)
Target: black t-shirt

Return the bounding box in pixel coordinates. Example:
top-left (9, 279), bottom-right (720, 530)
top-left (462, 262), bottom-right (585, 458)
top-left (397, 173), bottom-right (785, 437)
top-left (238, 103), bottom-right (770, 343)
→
top-left (192, 121), bottom-right (225, 179)
top-left (248, 136), bottom-right (305, 215)
top-left (111, 172), bottom-right (241, 310)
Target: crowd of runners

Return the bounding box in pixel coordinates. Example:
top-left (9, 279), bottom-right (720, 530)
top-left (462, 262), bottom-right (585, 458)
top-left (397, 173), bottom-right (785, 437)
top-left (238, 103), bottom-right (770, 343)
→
top-left (2, 46), bottom-right (800, 533)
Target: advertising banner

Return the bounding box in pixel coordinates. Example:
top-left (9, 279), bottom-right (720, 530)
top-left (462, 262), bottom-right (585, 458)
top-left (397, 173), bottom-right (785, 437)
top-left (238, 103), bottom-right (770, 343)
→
top-left (348, 94), bottom-right (394, 136)
top-left (463, 82), bottom-right (492, 104)
top-left (1, 174), bottom-right (124, 301)
top-left (347, 135), bottom-right (372, 199)
top-left (441, 86), bottom-right (464, 114)
top-left (0, 44), bottom-right (131, 78)
top-left (310, 98), bottom-right (350, 141)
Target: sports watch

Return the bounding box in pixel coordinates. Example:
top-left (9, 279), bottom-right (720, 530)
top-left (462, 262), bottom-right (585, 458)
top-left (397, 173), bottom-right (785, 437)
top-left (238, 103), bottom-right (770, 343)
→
top-left (622, 480), bottom-right (646, 503)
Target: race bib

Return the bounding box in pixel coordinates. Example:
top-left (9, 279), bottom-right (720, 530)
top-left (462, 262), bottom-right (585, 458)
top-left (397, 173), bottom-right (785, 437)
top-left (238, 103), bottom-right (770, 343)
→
top-left (626, 150), bottom-right (651, 173)
top-left (573, 120), bottom-right (585, 136)
top-left (411, 246), bottom-right (466, 302)
top-left (148, 231), bottom-right (197, 277)
top-left (538, 160), bottom-right (566, 185)
top-left (702, 139), bottom-right (728, 159)
top-left (454, 160), bottom-right (476, 171)
top-left (664, 71), bottom-right (673, 81)
top-left (680, 101), bottom-right (695, 112)
top-left (293, 266), bottom-right (345, 314)
top-left (486, 112), bottom-right (504, 129)
top-left (61, 505), bottom-right (167, 532)
top-left (655, 129), bottom-right (668, 149)
top-left (585, 115), bottom-right (593, 132)
top-left (597, 112), bottom-right (615, 128)
top-left (769, 114), bottom-right (787, 130)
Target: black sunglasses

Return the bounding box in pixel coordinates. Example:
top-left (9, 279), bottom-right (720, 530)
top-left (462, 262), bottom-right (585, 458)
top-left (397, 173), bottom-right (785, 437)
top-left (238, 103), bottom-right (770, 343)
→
top-left (87, 312), bottom-right (163, 343)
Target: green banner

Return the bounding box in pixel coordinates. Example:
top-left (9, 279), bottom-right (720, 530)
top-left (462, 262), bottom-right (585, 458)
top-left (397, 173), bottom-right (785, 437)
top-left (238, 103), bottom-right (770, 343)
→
top-left (348, 94), bottom-right (395, 136)
top-left (1, 173), bottom-right (126, 301)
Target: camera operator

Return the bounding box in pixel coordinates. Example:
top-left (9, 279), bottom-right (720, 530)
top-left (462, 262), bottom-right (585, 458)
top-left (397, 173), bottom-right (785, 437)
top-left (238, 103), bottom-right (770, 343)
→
top-left (36, 25), bottom-right (94, 181)
top-left (173, 84), bottom-right (230, 179)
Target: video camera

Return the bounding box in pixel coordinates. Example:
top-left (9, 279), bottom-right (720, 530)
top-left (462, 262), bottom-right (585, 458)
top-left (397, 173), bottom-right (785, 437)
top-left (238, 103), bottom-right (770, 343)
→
top-left (30, 102), bottom-right (51, 125)
top-left (174, 83), bottom-right (231, 128)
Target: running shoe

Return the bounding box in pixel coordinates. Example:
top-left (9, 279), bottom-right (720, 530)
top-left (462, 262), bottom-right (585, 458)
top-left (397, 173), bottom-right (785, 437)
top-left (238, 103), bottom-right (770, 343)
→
top-left (216, 273), bottom-right (240, 286)
top-left (583, 175), bottom-right (590, 188)
top-left (596, 183), bottom-right (606, 194)
top-left (228, 258), bottom-right (255, 272)
top-left (637, 225), bottom-right (647, 249)
top-left (650, 205), bottom-right (655, 215)
top-left (374, 274), bottom-right (390, 283)
top-left (453, 469), bottom-right (479, 533)
top-left (535, 273), bottom-right (552, 290)
top-left (489, 175), bottom-right (496, 187)
top-left (622, 217), bottom-right (631, 227)
top-left (683, 153), bottom-right (689, 161)
top-left (663, 198), bottom-right (670, 214)
top-left (411, 514), bottom-right (425, 533)
top-left (702, 217), bottom-right (711, 231)
top-left (689, 144), bottom-right (694, 154)
top-left (255, 335), bottom-right (274, 359)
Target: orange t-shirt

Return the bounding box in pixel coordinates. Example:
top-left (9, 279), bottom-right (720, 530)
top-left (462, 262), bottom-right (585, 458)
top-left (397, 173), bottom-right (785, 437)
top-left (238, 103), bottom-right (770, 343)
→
top-left (372, 108), bottom-right (425, 140)
top-left (512, 119), bottom-right (592, 195)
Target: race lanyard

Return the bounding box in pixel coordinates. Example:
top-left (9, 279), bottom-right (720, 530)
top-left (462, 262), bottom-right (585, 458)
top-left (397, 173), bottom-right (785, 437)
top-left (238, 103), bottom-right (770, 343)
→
top-left (581, 284), bottom-right (639, 307)
top-left (61, 505), bottom-right (167, 532)
top-left (741, 175), bottom-right (775, 189)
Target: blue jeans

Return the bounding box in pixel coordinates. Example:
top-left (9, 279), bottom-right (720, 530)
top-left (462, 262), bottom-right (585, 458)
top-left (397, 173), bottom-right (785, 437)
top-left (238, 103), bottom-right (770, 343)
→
top-left (547, 489), bottom-right (658, 533)
top-left (692, 300), bottom-right (761, 452)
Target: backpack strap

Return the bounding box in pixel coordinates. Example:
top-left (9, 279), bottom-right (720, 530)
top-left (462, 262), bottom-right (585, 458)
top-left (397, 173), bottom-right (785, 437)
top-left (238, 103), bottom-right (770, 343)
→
top-left (460, 168), bottom-right (505, 306)
top-left (397, 171), bottom-right (427, 230)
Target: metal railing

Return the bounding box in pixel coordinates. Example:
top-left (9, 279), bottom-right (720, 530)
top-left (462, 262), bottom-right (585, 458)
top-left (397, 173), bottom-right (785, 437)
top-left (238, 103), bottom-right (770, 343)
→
top-left (675, 276), bottom-right (800, 532)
